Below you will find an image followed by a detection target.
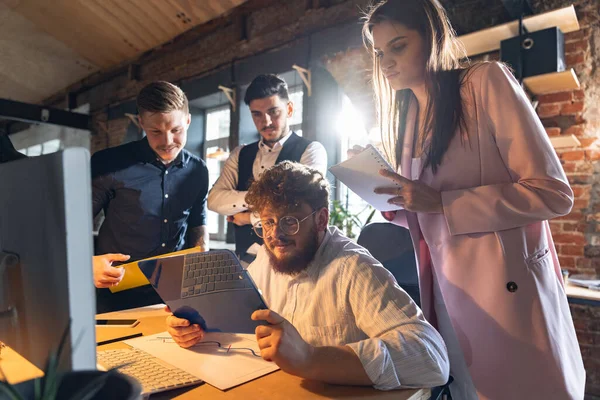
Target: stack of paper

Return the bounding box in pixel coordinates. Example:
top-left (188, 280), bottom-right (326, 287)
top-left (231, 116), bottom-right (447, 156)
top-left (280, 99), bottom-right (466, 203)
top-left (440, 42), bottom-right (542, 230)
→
top-left (568, 274), bottom-right (600, 289)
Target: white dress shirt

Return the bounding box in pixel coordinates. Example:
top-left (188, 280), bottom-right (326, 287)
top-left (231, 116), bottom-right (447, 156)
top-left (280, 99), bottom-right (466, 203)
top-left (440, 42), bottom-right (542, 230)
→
top-left (247, 226), bottom-right (449, 390)
top-left (207, 132), bottom-right (327, 218)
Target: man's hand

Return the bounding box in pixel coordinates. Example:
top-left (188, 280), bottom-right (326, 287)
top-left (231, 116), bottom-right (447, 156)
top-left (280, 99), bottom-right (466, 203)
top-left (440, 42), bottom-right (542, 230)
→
top-left (165, 306), bottom-right (204, 348)
top-left (92, 253), bottom-right (129, 288)
top-left (227, 211), bottom-right (252, 226)
top-left (251, 309), bottom-right (314, 376)
top-left (347, 145), bottom-right (365, 159)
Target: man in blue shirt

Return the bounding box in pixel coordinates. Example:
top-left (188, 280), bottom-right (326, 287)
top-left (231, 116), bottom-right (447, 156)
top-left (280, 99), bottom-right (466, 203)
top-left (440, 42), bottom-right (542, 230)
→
top-left (92, 81), bottom-right (209, 312)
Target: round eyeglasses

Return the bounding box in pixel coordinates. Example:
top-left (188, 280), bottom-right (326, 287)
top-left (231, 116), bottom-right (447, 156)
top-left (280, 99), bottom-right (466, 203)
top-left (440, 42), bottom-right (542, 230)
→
top-left (252, 210), bottom-right (318, 239)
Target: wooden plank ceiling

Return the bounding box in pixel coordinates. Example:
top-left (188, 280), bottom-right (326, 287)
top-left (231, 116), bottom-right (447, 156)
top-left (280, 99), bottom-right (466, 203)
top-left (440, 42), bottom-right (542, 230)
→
top-left (0, 0), bottom-right (246, 104)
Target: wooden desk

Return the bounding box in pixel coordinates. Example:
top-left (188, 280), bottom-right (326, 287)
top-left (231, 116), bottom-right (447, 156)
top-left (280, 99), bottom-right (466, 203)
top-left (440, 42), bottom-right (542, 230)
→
top-left (566, 283), bottom-right (600, 306)
top-left (1, 306), bottom-right (430, 400)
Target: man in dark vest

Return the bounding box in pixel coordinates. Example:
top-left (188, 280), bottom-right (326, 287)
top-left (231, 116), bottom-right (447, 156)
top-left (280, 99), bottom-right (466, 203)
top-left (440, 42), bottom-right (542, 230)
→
top-left (208, 74), bottom-right (327, 260)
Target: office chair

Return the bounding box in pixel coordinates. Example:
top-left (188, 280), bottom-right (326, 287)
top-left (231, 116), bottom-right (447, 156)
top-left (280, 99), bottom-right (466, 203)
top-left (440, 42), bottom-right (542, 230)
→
top-left (431, 376), bottom-right (453, 400)
top-left (357, 222), bottom-right (420, 306)
top-left (358, 223), bottom-right (454, 400)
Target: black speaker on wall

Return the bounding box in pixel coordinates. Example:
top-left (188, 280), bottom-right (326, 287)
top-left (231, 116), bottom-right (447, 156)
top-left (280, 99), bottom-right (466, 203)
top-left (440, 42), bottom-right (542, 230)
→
top-left (500, 27), bottom-right (565, 78)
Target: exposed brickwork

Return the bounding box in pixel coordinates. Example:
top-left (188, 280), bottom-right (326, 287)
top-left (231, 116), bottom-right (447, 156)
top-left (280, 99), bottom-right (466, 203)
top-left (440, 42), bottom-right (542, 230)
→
top-left (90, 113), bottom-right (130, 154)
top-left (530, 0), bottom-right (600, 396)
top-left (535, 2), bottom-right (600, 280)
top-left (322, 47), bottom-right (376, 128)
top-left (571, 302), bottom-right (600, 398)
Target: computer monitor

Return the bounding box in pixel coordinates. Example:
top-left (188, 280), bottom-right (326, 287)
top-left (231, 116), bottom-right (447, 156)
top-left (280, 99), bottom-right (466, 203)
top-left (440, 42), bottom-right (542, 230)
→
top-left (0, 148), bottom-right (96, 372)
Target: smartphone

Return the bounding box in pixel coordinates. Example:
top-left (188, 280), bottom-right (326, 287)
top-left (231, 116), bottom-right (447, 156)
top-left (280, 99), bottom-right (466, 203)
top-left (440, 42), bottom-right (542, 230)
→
top-left (95, 319), bottom-right (140, 328)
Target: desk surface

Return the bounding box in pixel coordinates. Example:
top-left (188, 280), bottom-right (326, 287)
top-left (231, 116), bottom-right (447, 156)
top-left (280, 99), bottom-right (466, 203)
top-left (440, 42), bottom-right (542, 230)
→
top-left (565, 282), bottom-right (600, 305)
top-left (2, 305), bottom-right (430, 400)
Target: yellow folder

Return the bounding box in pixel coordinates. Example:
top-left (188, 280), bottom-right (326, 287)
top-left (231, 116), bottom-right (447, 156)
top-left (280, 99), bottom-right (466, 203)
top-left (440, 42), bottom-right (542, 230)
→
top-left (109, 247), bottom-right (204, 293)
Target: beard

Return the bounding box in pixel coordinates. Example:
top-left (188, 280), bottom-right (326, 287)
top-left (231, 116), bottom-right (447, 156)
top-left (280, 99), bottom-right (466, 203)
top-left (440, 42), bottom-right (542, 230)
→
top-left (261, 124), bottom-right (288, 145)
top-left (264, 227), bottom-right (320, 276)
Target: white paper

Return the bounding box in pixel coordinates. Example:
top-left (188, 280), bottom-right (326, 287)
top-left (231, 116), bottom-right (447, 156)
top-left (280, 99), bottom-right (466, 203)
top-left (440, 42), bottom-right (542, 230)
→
top-left (329, 145), bottom-right (404, 212)
top-left (125, 331), bottom-right (279, 390)
top-left (568, 274), bottom-right (600, 288)
top-left (246, 243), bottom-right (261, 256)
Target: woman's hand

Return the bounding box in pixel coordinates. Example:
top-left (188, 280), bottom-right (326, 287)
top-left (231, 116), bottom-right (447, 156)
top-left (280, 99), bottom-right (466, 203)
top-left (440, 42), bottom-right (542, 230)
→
top-left (374, 169), bottom-right (444, 214)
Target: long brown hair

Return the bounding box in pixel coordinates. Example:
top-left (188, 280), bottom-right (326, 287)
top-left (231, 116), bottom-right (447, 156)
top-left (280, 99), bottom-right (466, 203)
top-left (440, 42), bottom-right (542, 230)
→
top-left (363, 0), bottom-right (470, 173)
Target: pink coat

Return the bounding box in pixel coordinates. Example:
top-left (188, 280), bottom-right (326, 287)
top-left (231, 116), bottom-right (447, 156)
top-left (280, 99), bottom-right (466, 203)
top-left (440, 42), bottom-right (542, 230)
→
top-left (390, 62), bottom-right (585, 399)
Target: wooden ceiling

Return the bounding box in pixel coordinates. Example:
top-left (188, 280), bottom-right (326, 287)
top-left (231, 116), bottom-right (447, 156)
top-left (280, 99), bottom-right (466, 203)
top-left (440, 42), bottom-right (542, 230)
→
top-left (0, 0), bottom-right (246, 103)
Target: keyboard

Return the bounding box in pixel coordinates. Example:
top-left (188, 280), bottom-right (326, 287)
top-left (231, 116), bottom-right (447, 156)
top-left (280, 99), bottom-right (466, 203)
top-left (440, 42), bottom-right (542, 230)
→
top-left (180, 250), bottom-right (253, 298)
top-left (97, 348), bottom-right (203, 396)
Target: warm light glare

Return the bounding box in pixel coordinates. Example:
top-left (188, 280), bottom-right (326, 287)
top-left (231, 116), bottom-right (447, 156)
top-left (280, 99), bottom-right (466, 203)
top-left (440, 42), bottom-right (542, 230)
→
top-left (206, 147), bottom-right (230, 161)
top-left (336, 96), bottom-right (367, 141)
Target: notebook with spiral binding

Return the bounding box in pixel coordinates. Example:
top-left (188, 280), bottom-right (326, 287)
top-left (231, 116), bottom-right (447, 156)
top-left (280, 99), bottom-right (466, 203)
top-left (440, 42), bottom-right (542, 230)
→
top-left (329, 144), bottom-right (403, 212)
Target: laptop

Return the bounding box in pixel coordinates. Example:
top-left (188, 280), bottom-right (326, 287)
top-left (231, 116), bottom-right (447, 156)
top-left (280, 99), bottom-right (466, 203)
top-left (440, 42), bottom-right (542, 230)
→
top-left (138, 249), bottom-right (268, 333)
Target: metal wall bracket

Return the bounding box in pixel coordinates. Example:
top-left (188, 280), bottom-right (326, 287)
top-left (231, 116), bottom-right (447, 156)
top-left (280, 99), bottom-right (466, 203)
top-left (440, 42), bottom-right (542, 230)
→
top-left (218, 85), bottom-right (236, 112)
top-left (292, 64), bottom-right (312, 97)
top-left (124, 113), bottom-right (141, 130)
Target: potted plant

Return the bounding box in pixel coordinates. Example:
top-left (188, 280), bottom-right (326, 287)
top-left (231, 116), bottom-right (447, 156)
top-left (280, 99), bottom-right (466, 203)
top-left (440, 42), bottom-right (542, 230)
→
top-left (329, 200), bottom-right (376, 239)
top-left (0, 325), bottom-right (141, 400)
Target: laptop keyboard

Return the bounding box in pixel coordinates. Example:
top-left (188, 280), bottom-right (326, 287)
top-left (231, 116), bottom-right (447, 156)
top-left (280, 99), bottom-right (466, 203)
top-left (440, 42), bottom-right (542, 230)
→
top-left (181, 250), bottom-right (252, 298)
top-left (97, 348), bottom-right (202, 396)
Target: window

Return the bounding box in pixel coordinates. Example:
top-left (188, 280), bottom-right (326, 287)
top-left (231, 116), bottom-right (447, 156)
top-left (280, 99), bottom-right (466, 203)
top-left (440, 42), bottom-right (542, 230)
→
top-left (336, 95), bottom-right (386, 238)
top-left (205, 106), bottom-right (231, 141)
top-left (288, 86), bottom-right (304, 136)
top-left (18, 139), bottom-right (62, 156)
top-left (204, 106), bottom-right (231, 241)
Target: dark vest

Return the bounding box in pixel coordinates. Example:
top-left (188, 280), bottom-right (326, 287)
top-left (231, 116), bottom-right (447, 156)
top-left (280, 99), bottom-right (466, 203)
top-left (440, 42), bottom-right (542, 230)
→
top-left (234, 132), bottom-right (311, 255)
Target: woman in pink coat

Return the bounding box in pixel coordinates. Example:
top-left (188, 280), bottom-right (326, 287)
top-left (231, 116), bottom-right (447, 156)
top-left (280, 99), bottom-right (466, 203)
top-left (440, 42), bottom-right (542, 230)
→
top-left (362, 0), bottom-right (585, 398)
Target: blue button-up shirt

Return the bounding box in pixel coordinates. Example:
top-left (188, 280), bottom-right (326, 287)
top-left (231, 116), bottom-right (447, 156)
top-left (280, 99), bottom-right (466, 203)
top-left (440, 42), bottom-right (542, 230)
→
top-left (92, 138), bottom-right (208, 261)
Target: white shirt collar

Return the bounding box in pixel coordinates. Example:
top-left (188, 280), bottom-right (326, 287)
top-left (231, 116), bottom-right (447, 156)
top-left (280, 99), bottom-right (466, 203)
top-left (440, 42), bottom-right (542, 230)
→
top-left (258, 131), bottom-right (293, 151)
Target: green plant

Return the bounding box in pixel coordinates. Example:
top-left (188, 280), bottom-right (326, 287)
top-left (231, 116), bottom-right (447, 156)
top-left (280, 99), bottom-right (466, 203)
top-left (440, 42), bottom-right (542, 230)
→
top-left (0, 322), bottom-right (122, 400)
top-left (329, 200), bottom-right (376, 239)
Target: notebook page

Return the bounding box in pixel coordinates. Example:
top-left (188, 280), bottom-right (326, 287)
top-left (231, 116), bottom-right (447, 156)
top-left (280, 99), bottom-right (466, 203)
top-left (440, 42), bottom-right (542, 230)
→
top-left (329, 145), bottom-right (403, 212)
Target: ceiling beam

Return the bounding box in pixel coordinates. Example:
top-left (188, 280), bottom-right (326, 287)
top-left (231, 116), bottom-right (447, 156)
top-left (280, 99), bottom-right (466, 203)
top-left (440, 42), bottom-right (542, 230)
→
top-left (0, 99), bottom-right (91, 132)
top-left (500, 0), bottom-right (533, 19)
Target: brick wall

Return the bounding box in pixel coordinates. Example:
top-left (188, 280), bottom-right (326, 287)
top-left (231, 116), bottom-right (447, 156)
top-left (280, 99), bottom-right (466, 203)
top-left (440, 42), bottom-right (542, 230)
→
top-left (90, 113), bottom-right (130, 154)
top-left (531, 1), bottom-right (600, 396)
top-left (539, 5), bottom-right (600, 277)
top-left (540, 34), bottom-right (592, 268)
top-left (323, 47), bottom-right (375, 128)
